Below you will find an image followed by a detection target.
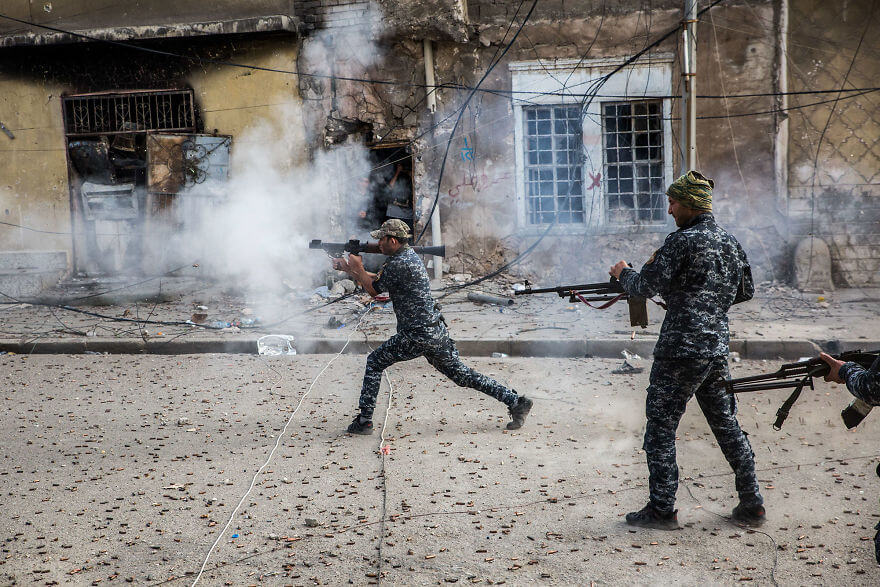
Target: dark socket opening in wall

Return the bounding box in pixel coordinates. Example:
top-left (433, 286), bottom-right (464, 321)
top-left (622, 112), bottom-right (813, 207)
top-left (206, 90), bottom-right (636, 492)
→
top-left (358, 145), bottom-right (414, 236)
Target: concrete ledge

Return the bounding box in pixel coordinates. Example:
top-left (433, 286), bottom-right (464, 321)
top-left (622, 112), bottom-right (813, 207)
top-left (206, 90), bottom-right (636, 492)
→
top-left (3, 336), bottom-right (875, 360)
top-left (739, 339), bottom-right (821, 360)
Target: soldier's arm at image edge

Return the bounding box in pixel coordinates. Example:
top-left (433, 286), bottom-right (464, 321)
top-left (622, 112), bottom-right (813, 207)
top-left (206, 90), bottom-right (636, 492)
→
top-left (618, 236), bottom-right (683, 298)
top-left (839, 359), bottom-right (880, 406)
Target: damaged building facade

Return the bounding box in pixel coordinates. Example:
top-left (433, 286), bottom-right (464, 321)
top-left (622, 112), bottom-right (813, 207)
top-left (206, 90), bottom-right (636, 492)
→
top-left (0, 0), bottom-right (878, 295)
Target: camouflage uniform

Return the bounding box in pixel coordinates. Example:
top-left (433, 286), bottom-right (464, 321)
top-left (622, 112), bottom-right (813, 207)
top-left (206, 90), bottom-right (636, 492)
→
top-left (839, 355), bottom-right (880, 564)
top-left (839, 356), bottom-right (880, 406)
top-left (357, 245), bottom-right (519, 419)
top-left (618, 213), bottom-right (762, 513)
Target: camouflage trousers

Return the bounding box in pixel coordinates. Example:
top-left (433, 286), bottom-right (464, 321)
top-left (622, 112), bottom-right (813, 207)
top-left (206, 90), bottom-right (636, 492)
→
top-left (358, 332), bottom-right (518, 419)
top-left (643, 357), bottom-right (762, 513)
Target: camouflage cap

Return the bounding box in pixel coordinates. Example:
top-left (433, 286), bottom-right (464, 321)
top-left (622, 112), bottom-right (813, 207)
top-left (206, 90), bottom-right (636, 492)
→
top-left (370, 218), bottom-right (412, 240)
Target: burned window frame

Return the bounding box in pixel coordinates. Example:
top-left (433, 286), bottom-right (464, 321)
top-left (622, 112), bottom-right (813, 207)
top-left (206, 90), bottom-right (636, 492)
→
top-left (601, 100), bottom-right (666, 225)
top-left (61, 90), bottom-right (196, 137)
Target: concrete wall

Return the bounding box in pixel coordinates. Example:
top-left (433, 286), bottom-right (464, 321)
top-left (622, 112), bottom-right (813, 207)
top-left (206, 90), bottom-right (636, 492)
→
top-left (0, 1), bottom-right (297, 45)
top-left (786, 0), bottom-right (880, 286)
top-left (408, 1), bottom-right (782, 282)
top-left (0, 73), bottom-right (69, 253)
top-left (4, 0), bottom-right (876, 289)
top-left (286, 0), bottom-right (783, 282)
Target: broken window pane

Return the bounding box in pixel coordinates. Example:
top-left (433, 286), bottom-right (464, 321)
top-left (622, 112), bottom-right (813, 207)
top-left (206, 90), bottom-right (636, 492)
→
top-left (602, 99), bottom-right (665, 225)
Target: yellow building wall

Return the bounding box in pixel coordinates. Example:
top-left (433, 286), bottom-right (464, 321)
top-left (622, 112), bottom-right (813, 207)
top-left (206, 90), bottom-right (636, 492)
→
top-left (0, 78), bottom-right (70, 252)
top-left (189, 37), bottom-right (306, 176)
top-left (0, 35), bottom-right (304, 260)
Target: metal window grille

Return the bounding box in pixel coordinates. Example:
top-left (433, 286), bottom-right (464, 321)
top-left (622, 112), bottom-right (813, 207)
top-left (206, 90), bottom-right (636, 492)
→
top-left (523, 105), bottom-right (585, 225)
top-left (62, 90), bottom-right (196, 136)
top-left (602, 100), bottom-right (665, 224)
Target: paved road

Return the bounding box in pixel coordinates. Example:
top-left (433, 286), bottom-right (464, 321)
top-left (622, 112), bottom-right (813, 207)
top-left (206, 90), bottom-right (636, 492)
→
top-left (1, 353), bottom-right (878, 585)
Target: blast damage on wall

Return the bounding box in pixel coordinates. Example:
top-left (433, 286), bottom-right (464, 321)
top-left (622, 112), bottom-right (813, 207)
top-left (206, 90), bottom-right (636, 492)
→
top-left (1, 0), bottom-right (877, 289)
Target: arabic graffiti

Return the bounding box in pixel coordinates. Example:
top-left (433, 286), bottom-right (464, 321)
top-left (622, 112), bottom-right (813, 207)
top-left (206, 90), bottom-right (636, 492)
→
top-left (446, 170), bottom-right (511, 200)
top-left (461, 137), bottom-right (475, 162)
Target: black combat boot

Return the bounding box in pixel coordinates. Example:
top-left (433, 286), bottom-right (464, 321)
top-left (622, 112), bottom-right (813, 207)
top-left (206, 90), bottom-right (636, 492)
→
top-left (625, 503), bottom-right (679, 530)
top-left (506, 396), bottom-right (533, 430)
top-left (731, 502), bottom-right (766, 526)
top-left (874, 521), bottom-right (880, 565)
top-left (347, 414), bottom-right (373, 435)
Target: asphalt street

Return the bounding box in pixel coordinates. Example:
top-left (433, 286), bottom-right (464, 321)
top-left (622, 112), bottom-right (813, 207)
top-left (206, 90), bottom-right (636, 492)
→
top-left (1, 353), bottom-right (878, 585)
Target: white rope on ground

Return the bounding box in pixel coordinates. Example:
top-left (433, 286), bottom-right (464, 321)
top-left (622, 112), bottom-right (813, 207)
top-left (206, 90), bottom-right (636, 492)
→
top-left (190, 309), bottom-right (374, 586)
top-left (376, 369), bottom-right (395, 585)
top-left (379, 370), bottom-right (395, 450)
top-left (356, 304), bottom-right (397, 585)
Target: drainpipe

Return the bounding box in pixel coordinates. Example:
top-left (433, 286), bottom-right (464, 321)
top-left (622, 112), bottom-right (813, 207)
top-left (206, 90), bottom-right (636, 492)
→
top-left (774, 0), bottom-right (789, 217)
top-left (680, 0), bottom-right (697, 173)
top-left (423, 38), bottom-right (443, 279)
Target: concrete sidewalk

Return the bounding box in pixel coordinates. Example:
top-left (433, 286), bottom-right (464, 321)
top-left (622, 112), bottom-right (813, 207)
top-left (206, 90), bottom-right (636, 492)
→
top-left (1, 276), bottom-right (877, 358)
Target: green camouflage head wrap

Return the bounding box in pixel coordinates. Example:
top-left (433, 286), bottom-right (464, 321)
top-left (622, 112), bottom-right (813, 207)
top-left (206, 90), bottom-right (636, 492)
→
top-left (666, 170), bottom-right (714, 211)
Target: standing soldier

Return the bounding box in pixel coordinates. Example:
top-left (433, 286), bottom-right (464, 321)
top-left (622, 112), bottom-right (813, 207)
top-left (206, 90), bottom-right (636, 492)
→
top-left (609, 170), bottom-right (763, 529)
top-left (331, 219), bottom-right (533, 435)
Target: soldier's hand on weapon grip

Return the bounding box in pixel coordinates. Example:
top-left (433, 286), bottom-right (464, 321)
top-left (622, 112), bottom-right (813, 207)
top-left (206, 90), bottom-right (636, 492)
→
top-left (346, 253), bottom-right (365, 274)
top-left (819, 352), bottom-right (845, 383)
top-left (609, 261), bottom-right (629, 279)
top-left (332, 257), bottom-right (350, 272)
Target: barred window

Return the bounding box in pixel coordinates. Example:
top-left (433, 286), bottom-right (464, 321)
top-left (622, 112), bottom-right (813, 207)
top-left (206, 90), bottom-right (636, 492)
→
top-left (523, 105), bottom-right (584, 225)
top-left (62, 90), bottom-right (196, 137)
top-left (603, 100), bottom-right (665, 224)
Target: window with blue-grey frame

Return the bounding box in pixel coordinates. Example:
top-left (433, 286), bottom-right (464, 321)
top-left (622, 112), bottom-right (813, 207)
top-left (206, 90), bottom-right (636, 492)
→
top-left (602, 100), bottom-right (666, 224)
top-left (523, 105), bottom-right (584, 225)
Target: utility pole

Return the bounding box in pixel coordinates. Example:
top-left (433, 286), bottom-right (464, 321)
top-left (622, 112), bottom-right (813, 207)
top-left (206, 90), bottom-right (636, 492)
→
top-left (681, 0), bottom-right (697, 174)
top-left (423, 39), bottom-right (443, 280)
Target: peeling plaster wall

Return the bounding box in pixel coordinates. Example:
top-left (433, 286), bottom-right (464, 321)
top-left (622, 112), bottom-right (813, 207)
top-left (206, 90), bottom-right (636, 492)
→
top-left (785, 0), bottom-right (880, 286)
top-left (0, 77), bottom-right (69, 252)
top-left (412, 2), bottom-right (782, 282)
top-left (0, 1), bottom-right (298, 46)
top-left (0, 34), bottom-right (303, 264)
top-left (297, 0), bottom-right (469, 41)
top-left (290, 1), bottom-right (783, 282)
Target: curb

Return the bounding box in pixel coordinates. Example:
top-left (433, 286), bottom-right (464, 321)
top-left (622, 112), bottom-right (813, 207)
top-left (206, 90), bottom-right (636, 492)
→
top-left (1, 337), bottom-right (875, 359)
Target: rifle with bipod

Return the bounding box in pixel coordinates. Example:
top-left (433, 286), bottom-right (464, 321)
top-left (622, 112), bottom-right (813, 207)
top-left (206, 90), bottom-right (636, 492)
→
top-left (514, 276), bottom-right (665, 328)
top-left (720, 349), bottom-right (880, 430)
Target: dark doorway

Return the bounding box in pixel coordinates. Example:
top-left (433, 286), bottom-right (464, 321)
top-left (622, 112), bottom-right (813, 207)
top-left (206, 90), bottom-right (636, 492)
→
top-left (358, 146), bottom-right (414, 235)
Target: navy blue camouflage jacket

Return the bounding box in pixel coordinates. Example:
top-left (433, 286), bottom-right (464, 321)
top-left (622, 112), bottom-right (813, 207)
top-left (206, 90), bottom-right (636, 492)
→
top-left (618, 213), bottom-right (754, 359)
top-left (373, 245), bottom-right (444, 341)
top-left (839, 355), bottom-right (880, 406)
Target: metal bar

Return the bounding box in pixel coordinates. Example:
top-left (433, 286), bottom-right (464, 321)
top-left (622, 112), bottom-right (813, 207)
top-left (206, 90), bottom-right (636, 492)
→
top-left (728, 380), bottom-right (809, 393)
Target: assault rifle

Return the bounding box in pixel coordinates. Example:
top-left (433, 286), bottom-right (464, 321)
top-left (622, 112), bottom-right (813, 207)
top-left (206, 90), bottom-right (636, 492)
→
top-left (720, 349), bottom-right (880, 430)
top-left (309, 239), bottom-right (446, 258)
top-left (514, 277), bottom-right (658, 328)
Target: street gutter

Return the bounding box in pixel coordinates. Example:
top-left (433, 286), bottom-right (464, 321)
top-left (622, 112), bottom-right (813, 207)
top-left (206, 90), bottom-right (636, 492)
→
top-left (1, 337), bottom-right (874, 359)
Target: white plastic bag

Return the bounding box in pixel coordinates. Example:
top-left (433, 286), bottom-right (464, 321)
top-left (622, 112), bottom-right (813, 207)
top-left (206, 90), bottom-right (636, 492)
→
top-left (257, 335), bottom-right (297, 356)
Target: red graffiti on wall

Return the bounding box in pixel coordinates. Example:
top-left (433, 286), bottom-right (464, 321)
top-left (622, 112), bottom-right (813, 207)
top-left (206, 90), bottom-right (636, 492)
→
top-left (588, 171), bottom-right (601, 190)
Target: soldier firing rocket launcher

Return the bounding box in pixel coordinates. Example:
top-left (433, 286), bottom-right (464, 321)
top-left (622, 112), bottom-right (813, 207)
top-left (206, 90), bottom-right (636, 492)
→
top-left (309, 239), bottom-right (446, 258)
top-left (720, 349), bottom-right (880, 430)
top-left (513, 276), bottom-right (663, 328)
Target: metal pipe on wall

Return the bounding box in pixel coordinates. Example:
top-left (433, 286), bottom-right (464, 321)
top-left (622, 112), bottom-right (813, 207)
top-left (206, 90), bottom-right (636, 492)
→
top-left (423, 38), bottom-right (443, 279)
top-left (681, 0), bottom-right (697, 173)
